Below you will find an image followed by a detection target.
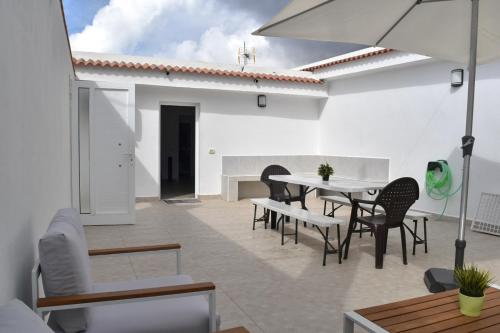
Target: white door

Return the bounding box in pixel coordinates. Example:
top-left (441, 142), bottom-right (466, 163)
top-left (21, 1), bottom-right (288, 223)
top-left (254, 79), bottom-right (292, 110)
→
top-left (71, 81), bottom-right (135, 225)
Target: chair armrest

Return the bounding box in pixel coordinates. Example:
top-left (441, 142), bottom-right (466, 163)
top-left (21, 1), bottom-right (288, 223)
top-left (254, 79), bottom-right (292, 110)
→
top-left (89, 243), bottom-right (181, 256)
top-left (37, 282), bottom-right (215, 310)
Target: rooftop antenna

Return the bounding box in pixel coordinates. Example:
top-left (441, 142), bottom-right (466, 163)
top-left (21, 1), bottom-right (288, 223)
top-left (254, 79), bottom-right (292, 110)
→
top-left (237, 41), bottom-right (256, 71)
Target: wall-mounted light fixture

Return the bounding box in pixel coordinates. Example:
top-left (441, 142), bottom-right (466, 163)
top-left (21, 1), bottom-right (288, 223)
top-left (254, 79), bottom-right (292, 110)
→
top-left (451, 69), bottom-right (464, 87)
top-left (257, 94), bottom-right (266, 108)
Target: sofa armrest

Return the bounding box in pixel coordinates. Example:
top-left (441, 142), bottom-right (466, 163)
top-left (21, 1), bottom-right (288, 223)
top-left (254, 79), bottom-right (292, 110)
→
top-left (89, 243), bottom-right (181, 256)
top-left (37, 282), bottom-right (218, 332)
top-left (37, 282), bottom-right (215, 310)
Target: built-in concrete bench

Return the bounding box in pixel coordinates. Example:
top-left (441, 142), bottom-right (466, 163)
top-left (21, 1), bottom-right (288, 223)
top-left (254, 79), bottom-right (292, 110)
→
top-left (251, 198), bottom-right (345, 265)
top-left (222, 155), bottom-right (390, 201)
top-left (320, 195), bottom-right (430, 255)
top-left (221, 175), bottom-right (261, 202)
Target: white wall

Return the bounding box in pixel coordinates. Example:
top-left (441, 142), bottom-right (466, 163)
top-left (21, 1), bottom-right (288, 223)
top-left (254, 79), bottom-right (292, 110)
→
top-left (0, 0), bottom-right (73, 304)
top-left (135, 85), bottom-right (321, 197)
top-left (319, 60), bottom-right (500, 217)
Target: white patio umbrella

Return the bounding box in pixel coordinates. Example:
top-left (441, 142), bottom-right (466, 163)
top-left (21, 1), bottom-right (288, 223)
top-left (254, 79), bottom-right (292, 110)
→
top-left (255, 0), bottom-right (500, 291)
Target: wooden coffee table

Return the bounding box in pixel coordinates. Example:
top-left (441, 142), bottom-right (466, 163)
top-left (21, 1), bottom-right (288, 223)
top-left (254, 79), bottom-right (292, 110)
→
top-left (344, 287), bottom-right (500, 332)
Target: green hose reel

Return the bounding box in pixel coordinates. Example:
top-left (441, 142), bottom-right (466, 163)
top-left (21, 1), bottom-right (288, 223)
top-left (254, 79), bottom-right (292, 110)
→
top-left (425, 160), bottom-right (461, 217)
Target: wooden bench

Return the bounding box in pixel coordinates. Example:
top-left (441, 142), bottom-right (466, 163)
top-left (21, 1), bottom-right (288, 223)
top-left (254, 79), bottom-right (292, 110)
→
top-left (321, 195), bottom-right (431, 255)
top-left (251, 198), bottom-right (345, 265)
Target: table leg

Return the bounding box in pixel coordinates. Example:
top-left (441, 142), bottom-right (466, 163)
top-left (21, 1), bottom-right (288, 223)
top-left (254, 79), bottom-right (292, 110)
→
top-left (343, 313), bottom-right (354, 333)
top-left (339, 192), bottom-right (354, 255)
top-left (300, 185), bottom-right (308, 210)
top-left (300, 185), bottom-right (308, 227)
top-left (344, 311), bottom-right (388, 333)
top-left (270, 211), bottom-right (277, 229)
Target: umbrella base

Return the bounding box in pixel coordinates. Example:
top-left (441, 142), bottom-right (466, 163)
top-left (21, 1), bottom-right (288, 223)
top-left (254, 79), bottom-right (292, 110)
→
top-left (424, 268), bottom-right (458, 293)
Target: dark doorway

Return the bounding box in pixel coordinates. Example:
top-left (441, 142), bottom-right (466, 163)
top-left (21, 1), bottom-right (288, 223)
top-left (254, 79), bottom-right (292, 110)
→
top-left (160, 105), bottom-right (195, 199)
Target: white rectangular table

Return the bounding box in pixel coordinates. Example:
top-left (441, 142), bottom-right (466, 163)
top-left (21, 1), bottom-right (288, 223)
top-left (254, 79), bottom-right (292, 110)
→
top-left (269, 174), bottom-right (387, 196)
top-left (268, 174), bottom-right (387, 258)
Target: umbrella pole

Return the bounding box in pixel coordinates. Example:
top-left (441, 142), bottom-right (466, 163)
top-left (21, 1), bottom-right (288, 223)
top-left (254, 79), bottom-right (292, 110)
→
top-left (424, 0), bottom-right (479, 292)
top-left (455, 0), bottom-right (479, 268)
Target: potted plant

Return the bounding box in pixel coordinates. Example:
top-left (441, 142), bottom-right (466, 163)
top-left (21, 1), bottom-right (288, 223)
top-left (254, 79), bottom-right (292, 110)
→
top-left (454, 264), bottom-right (493, 317)
top-left (318, 162), bottom-right (334, 181)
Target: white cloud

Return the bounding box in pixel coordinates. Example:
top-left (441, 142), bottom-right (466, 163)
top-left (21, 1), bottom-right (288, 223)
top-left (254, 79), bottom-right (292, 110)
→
top-left (69, 0), bottom-right (292, 68)
top-left (70, 0), bottom-right (183, 53)
top-left (172, 24), bottom-right (291, 68)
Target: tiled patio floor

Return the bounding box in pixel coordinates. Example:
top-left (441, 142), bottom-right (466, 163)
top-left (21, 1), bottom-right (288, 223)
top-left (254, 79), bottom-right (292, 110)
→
top-left (85, 198), bottom-right (500, 333)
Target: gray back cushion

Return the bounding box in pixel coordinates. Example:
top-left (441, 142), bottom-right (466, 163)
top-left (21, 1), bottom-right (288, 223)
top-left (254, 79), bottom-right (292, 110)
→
top-left (0, 299), bottom-right (54, 333)
top-left (39, 209), bottom-right (91, 333)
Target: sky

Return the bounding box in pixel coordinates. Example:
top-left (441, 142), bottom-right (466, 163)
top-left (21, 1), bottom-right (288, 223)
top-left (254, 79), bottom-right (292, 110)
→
top-left (63, 0), bottom-right (363, 69)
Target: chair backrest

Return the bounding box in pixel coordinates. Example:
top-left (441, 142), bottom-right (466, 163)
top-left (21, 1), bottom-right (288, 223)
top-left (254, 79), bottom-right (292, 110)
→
top-left (260, 164), bottom-right (291, 199)
top-left (375, 177), bottom-right (420, 227)
top-left (38, 208), bottom-right (92, 332)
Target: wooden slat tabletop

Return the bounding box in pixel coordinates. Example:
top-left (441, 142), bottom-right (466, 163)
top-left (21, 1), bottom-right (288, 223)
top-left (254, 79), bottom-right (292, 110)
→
top-left (355, 288), bottom-right (500, 332)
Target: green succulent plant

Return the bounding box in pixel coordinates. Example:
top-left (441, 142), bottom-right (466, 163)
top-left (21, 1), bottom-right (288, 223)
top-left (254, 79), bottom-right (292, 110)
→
top-left (318, 163), bottom-right (334, 177)
top-left (454, 264), bottom-right (493, 297)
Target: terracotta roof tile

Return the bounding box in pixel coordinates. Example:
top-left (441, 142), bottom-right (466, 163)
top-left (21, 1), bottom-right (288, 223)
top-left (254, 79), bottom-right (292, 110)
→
top-left (73, 58), bottom-right (322, 84)
top-left (302, 48), bottom-right (394, 72)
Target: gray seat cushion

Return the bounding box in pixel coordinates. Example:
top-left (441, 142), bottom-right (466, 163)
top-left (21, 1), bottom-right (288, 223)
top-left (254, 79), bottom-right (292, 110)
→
top-left (0, 299), bottom-right (54, 333)
top-left (40, 209), bottom-right (92, 333)
top-left (82, 275), bottom-right (218, 333)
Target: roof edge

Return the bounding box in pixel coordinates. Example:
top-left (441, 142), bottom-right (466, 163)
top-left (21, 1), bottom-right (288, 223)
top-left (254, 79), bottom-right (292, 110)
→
top-left (296, 48), bottom-right (394, 72)
top-left (73, 56), bottom-right (324, 85)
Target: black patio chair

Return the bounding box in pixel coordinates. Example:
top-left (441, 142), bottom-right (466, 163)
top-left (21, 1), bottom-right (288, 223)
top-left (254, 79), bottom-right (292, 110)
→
top-left (343, 177), bottom-right (419, 269)
top-left (260, 165), bottom-right (305, 228)
top-left (260, 165), bottom-right (302, 203)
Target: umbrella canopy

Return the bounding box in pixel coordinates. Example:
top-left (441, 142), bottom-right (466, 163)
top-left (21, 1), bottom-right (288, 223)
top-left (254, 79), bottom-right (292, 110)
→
top-left (255, 0), bottom-right (500, 65)
top-left (255, 0), bottom-right (500, 286)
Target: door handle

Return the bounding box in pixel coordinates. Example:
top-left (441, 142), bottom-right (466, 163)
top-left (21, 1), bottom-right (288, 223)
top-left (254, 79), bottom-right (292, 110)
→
top-left (122, 153), bottom-right (134, 166)
top-left (122, 153), bottom-right (134, 161)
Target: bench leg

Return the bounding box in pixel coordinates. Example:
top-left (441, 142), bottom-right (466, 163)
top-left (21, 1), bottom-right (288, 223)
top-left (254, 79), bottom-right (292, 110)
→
top-left (424, 217), bottom-right (428, 253)
top-left (281, 215), bottom-right (285, 245)
top-left (359, 210), bottom-right (364, 238)
top-left (295, 219), bottom-right (298, 244)
top-left (412, 219), bottom-right (418, 255)
top-left (323, 227), bottom-right (330, 266)
top-left (252, 204), bottom-right (257, 230)
top-left (337, 224), bottom-right (342, 264)
top-left (323, 201), bottom-right (327, 215)
top-left (299, 186), bottom-right (307, 228)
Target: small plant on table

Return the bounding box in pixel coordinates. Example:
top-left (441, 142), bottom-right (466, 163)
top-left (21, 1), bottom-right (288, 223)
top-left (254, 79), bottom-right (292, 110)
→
top-left (318, 163), bottom-right (334, 181)
top-left (454, 264), bottom-right (493, 317)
